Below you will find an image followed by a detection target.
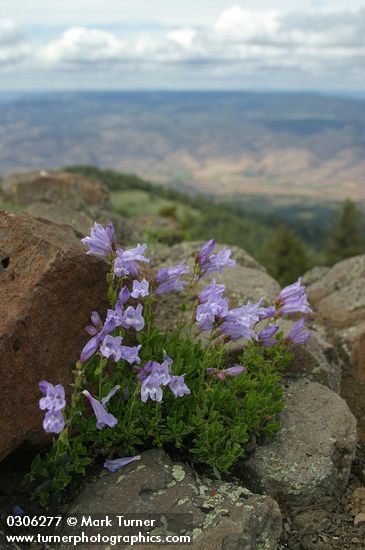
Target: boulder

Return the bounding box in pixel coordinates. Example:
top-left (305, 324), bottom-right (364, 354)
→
top-left (0, 210), bottom-right (109, 460)
top-left (242, 379), bottom-right (357, 508)
top-left (23, 202), bottom-right (94, 235)
top-left (277, 319), bottom-right (342, 393)
top-left (1, 170), bottom-right (110, 210)
top-left (62, 449), bottom-right (282, 550)
top-left (150, 241), bottom-right (280, 332)
top-left (306, 255), bottom-right (365, 381)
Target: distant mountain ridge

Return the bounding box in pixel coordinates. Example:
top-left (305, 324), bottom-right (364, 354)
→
top-left (0, 91), bottom-right (364, 200)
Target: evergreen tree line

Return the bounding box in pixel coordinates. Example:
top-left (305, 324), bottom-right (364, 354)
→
top-left (66, 166), bottom-right (365, 286)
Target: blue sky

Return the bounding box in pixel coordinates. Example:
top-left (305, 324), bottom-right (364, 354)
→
top-left (0, 0), bottom-right (364, 92)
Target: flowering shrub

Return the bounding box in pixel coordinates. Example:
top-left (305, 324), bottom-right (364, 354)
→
top-left (27, 223), bottom-right (312, 505)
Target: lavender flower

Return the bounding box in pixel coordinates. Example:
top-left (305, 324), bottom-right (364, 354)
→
top-left (82, 390), bottom-right (118, 430)
top-left (197, 240), bottom-right (236, 277)
top-left (100, 335), bottom-right (142, 364)
top-left (207, 365), bottom-right (246, 381)
top-left (199, 278), bottom-right (225, 303)
top-left (168, 375), bottom-right (191, 397)
top-left (43, 410), bottom-right (65, 434)
top-left (285, 318), bottom-right (312, 345)
top-left (85, 311), bottom-right (102, 335)
top-left (140, 373), bottom-right (164, 403)
top-left (276, 278), bottom-right (312, 316)
top-left (104, 455), bottom-right (141, 473)
top-left (101, 385), bottom-right (121, 406)
top-left (219, 302), bottom-right (262, 342)
top-left (80, 335), bottom-right (101, 363)
top-left (80, 307), bottom-right (123, 363)
top-left (131, 279), bottom-right (149, 299)
top-left (139, 354), bottom-right (189, 402)
top-left (118, 286), bottom-right (130, 306)
top-left (155, 262), bottom-right (189, 295)
top-left (196, 279), bottom-right (229, 330)
top-left (81, 222), bottom-right (115, 257)
top-left (105, 305), bottom-right (124, 332)
top-left (39, 381), bottom-right (66, 412)
top-left (121, 304), bottom-right (145, 332)
top-left (100, 335), bottom-right (123, 361)
top-left (120, 344), bottom-right (142, 365)
top-left (258, 325), bottom-right (279, 347)
top-left (198, 239), bottom-right (216, 261)
top-left (114, 244), bottom-right (149, 277)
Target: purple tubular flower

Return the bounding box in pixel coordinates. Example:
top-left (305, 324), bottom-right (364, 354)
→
top-left (199, 278), bottom-right (225, 303)
top-left (276, 278), bottom-right (312, 316)
top-left (196, 279), bottom-right (229, 330)
top-left (285, 318), bottom-right (312, 345)
top-left (85, 310), bottom-right (102, 335)
top-left (258, 325), bottom-right (279, 347)
top-left (118, 286), bottom-right (130, 306)
top-left (258, 306), bottom-right (276, 321)
top-left (99, 333), bottom-right (142, 365)
top-left (207, 365), bottom-right (246, 381)
top-left (223, 366), bottom-right (246, 376)
top-left (139, 354), bottom-right (189, 401)
top-left (105, 305), bottom-right (124, 332)
top-left (43, 410), bottom-right (65, 434)
top-left (82, 390), bottom-right (118, 430)
top-left (104, 455), bottom-right (141, 473)
top-left (39, 381), bottom-right (66, 412)
top-left (101, 385), bottom-right (120, 406)
top-left (219, 302), bottom-right (262, 342)
top-left (100, 335), bottom-right (123, 361)
top-left (198, 239), bottom-right (216, 260)
top-left (80, 334), bottom-right (101, 363)
top-left (121, 304), bottom-right (145, 332)
top-left (155, 262), bottom-right (190, 295)
top-left (141, 373), bottom-right (164, 403)
top-left (114, 244), bottom-right (149, 277)
top-left (120, 344), bottom-right (142, 365)
top-left (81, 222), bottom-right (115, 257)
top-left (131, 279), bottom-right (149, 299)
top-left (197, 241), bottom-right (236, 277)
top-left (80, 307), bottom-right (123, 363)
top-left (168, 375), bottom-right (191, 397)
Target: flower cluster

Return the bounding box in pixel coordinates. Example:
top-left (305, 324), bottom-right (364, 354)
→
top-left (38, 223), bottom-right (313, 477)
top-left (137, 353), bottom-right (190, 402)
top-left (39, 381), bottom-right (66, 434)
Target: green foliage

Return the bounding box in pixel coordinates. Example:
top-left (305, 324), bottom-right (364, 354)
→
top-left (263, 225), bottom-right (311, 286)
top-left (325, 198), bottom-right (365, 265)
top-left (27, 326), bottom-right (291, 504)
top-left (158, 204), bottom-right (178, 219)
top-left (26, 235), bottom-right (296, 505)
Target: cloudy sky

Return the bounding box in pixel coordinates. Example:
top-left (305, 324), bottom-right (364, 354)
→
top-left (0, 0), bottom-right (364, 92)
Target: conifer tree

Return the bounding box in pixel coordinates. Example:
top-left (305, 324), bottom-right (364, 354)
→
top-left (265, 225), bottom-right (310, 286)
top-left (325, 199), bottom-right (365, 265)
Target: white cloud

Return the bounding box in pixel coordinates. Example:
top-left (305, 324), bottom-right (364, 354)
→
top-left (0, 5), bottom-right (364, 90)
top-left (41, 28), bottom-right (125, 64)
top-left (0, 19), bottom-right (31, 65)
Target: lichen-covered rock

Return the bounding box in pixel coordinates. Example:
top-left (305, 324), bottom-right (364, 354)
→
top-left (306, 255), bottom-right (365, 382)
top-left (277, 319), bottom-right (342, 393)
top-left (151, 241), bottom-right (280, 332)
top-left (242, 379), bottom-right (357, 508)
top-left (62, 449), bottom-right (282, 550)
top-left (0, 210), bottom-right (109, 460)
